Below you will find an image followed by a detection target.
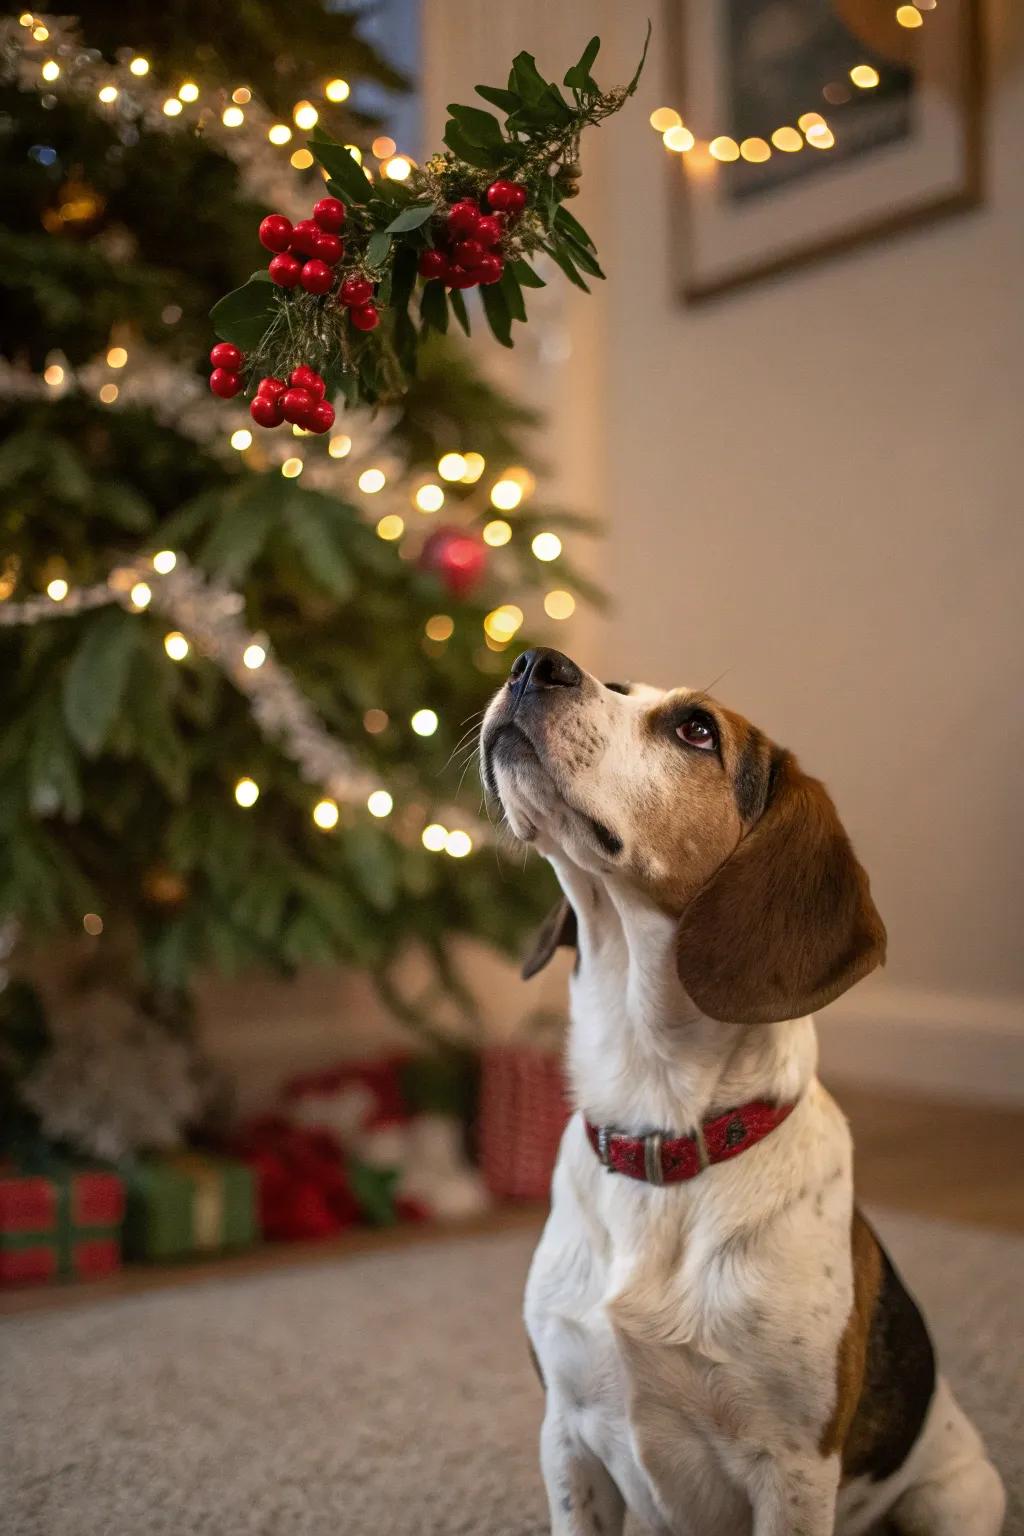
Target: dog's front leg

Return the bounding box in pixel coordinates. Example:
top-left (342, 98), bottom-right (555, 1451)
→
top-left (749, 1451), bottom-right (839, 1536)
top-left (540, 1402), bottom-right (625, 1536)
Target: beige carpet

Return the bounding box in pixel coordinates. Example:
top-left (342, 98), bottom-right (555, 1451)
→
top-left (1, 1209), bottom-right (1020, 1536)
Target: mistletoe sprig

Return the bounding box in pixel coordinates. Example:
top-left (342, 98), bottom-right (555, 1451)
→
top-left (208, 28), bottom-right (649, 427)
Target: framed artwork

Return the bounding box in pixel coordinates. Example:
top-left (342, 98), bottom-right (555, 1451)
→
top-left (666, 0), bottom-right (983, 302)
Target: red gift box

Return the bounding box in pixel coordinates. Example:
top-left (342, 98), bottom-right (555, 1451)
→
top-left (0, 1164), bottom-right (124, 1286)
top-left (478, 1046), bottom-right (571, 1201)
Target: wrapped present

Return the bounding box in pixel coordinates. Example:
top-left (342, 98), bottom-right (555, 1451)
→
top-left (122, 1152), bottom-right (257, 1262)
top-left (230, 1118), bottom-right (362, 1241)
top-left (478, 1045), bottom-right (571, 1202)
top-left (0, 1162), bottom-right (124, 1286)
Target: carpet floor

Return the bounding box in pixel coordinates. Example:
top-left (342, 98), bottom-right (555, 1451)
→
top-left (1, 1209), bottom-right (1020, 1536)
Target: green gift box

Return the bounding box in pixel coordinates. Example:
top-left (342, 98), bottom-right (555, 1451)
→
top-left (122, 1152), bottom-right (257, 1261)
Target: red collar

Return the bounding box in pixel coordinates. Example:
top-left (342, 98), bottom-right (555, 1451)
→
top-left (584, 1099), bottom-right (797, 1185)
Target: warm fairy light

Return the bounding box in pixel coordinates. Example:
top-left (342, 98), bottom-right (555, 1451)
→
top-left (372, 136), bottom-right (397, 159)
top-left (164, 631), bottom-right (190, 661)
top-left (130, 581), bottom-right (152, 609)
top-left (281, 457), bottom-right (303, 478)
top-left (445, 830), bottom-right (472, 858)
top-left (163, 99), bottom-right (183, 117)
top-left (437, 452), bottom-right (467, 481)
top-left (328, 434), bottom-right (352, 459)
top-left (268, 123), bottom-right (292, 145)
top-left (222, 106), bottom-right (245, 128)
top-left (242, 642), bottom-right (266, 670)
top-left (19, 14), bottom-right (34, 27)
top-left (363, 708), bottom-right (389, 734)
top-left (82, 913), bottom-right (104, 936)
top-left (152, 550), bottom-right (177, 575)
top-left (483, 604), bottom-right (524, 642)
top-left (425, 615), bottom-right (454, 642)
top-left (414, 484), bottom-right (444, 513)
top-left (234, 777), bottom-right (259, 808)
top-left (649, 106), bottom-right (681, 133)
top-left (41, 60), bottom-right (60, 81)
top-left (823, 81), bottom-right (852, 105)
top-left (313, 798), bottom-right (339, 829)
top-left (663, 125), bottom-right (695, 152)
top-left (293, 100), bottom-right (319, 130)
top-left (798, 111), bottom-right (826, 132)
top-left (358, 468), bottom-right (386, 494)
top-left (376, 514), bottom-right (404, 541)
top-left (230, 428), bottom-right (252, 451)
top-left (129, 57), bottom-right (150, 76)
top-left (771, 126), bottom-right (803, 153)
top-left (740, 137), bottom-right (771, 163)
top-left (178, 81), bottom-right (199, 102)
top-left (896, 4), bottom-right (923, 25)
top-left (32, 24), bottom-right (48, 40)
top-left (709, 136), bottom-right (740, 162)
top-left (291, 148), bottom-right (314, 170)
top-left (483, 519), bottom-right (512, 547)
top-left (98, 85), bottom-right (118, 103)
top-left (46, 578), bottom-right (68, 602)
top-left (411, 708), bottom-right (439, 737)
top-left (106, 345), bottom-right (128, 368)
top-left (850, 63), bottom-right (881, 88)
top-left (807, 126), bottom-right (835, 149)
top-left (490, 478), bottom-right (523, 511)
top-left (544, 589), bottom-right (576, 620)
top-left (325, 78), bottom-right (351, 102)
top-left (43, 364), bottom-right (64, 386)
top-left (531, 532), bottom-right (562, 562)
top-left (367, 789), bottom-right (393, 818)
top-left (421, 823), bottom-right (447, 852)
top-left (384, 156), bottom-right (413, 182)
top-left (232, 87), bottom-right (252, 104)
top-left (344, 144), bottom-right (363, 165)
top-left (460, 452), bottom-right (485, 483)
top-left (98, 383), bottom-right (119, 404)
top-left (292, 424), bottom-right (311, 438)
top-left (162, 304), bottom-right (183, 324)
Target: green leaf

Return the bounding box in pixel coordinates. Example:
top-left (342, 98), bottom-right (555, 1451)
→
top-left (390, 244), bottom-right (418, 318)
top-left (127, 648), bottom-right (189, 802)
top-left (348, 1158), bottom-right (399, 1226)
top-left (564, 35), bottom-right (601, 93)
top-left (198, 479), bottom-right (279, 581)
top-left (442, 121), bottom-right (504, 170)
top-left (28, 687), bottom-right (82, 820)
top-left (511, 50), bottom-right (550, 104)
top-left (210, 272), bottom-right (279, 352)
top-left (310, 130), bottom-right (371, 203)
top-left (499, 265), bottom-right (527, 323)
top-left (446, 103), bottom-right (504, 148)
top-left (384, 202), bottom-right (437, 233)
top-left (626, 20), bottom-right (653, 96)
top-left (283, 492), bottom-right (356, 600)
top-left (62, 609), bottom-right (140, 758)
top-left (511, 257), bottom-right (546, 289)
top-left (545, 241), bottom-right (590, 292)
top-left (554, 204), bottom-right (598, 252)
top-left (480, 282), bottom-right (513, 347)
top-left (557, 230), bottom-right (605, 279)
top-left (419, 278), bottom-right (449, 335)
top-left (475, 83), bottom-right (521, 113)
top-left (366, 230), bottom-right (392, 269)
top-left (448, 288), bottom-right (471, 336)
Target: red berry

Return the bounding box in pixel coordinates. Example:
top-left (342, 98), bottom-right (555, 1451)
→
top-left (418, 249), bottom-right (450, 281)
top-left (307, 400), bottom-right (336, 434)
top-left (289, 366), bottom-right (325, 400)
top-left (257, 376), bottom-right (287, 401)
top-left (486, 179), bottom-right (527, 213)
top-left (300, 259), bottom-right (334, 295)
top-left (314, 232), bottom-right (344, 265)
top-left (446, 200), bottom-right (480, 239)
top-left (476, 252), bottom-right (504, 285)
top-left (349, 302), bottom-right (380, 332)
top-left (453, 238), bottom-right (487, 270)
top-left (209, 341), bottom-right (243, 370)
top-left (475, 213), bottom-right (504, 247)
top-left (250, 394), bottom-right (284, 428)
top-left (281, 387), bottom-right (315, 425)
top-left (268, 252), bottom-right (301, 287)
top-left (259, 214), bottom-right (293, 252)
top-left (209, 368), bottom-right (242, 399)
top-left (289, 218), bottom-right (323, 258)
top-left (339, 275), bottom-right (373, 307)
top-left (447, 264), bottom-right (477, 290)
top-left (312, 197), bottom-right (346, 233)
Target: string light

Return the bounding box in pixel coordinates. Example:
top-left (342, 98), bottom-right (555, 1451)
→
top-left (98, 383), bottom-right (118, 404)
top-left (178, 81), bottom-right (199, 102)
top-left (531, 532), bottom-right (562, 562)
top-left (709, 136), bottom-right (740, 162)
top-left (445, 829), bottom-right (472, 858)
top-left (281, 457), bottom-right (303, 478)
top-left (268, 123), bottom-right (292, 145)
top-left (421, 823), bottom-right (447, 852)
top-left (850, 64), bottom-right (881, 88)
top-left (129, 581), bottom-right (152, 609)
top-left (483, 604), bottom-right (524, 643)
top-left (325, 78), bottom-right (350, 102)
top-left (384, 156), bottom-right (412, 182)
top-left (162, 98), bottom-right (183, 117)
top-left (106, 345), bottom-right (128, 368)
top-left (232, 87), bottom-right (252, 104)
top-left (344, 144), bottom-right (363, 165)
top-left (363, 708), bottom-right (388, 734)
top-left (312, 797), bottom-right (339, 829)
top-left (242, 641), bottom-right (266, 669)
top-left (358, 467), bottom-right (386, 494)
top-left (411, 708), bottom-right (439, 737)
top-left (46, 578), bottom-right (68, 602)
top-left (19, 14), bottom-right (34, 27)
top-left (222, 106), bottom-right (244, 127)
top-left (372, 136), bottom-right (396, 159)
top-left (97, 84), bottom-right (118, 103)
top-left (460, 452), bottom-right (486, 484)
top-left (163, 631), bottom-right (189, 661)
top-left (663, 125), bottom-right (695, 153)
top-left (544, 589), bottom-right (576, 620)
top-left (367, 789), bottom-right (393, 818)
top-left (490, 478), bottom-right (523, 511)
top-left (82, 913), bottom-right (103, 936)
top-left (650, 106), bottom-right (682, 133)
top-left (807, 125), bottom-right (835, 149)
top-left (437, 452), bottom-right (467, 481)
top-left (41, 60), bottom-right (60, 81)
top-left (425, 615), bottom-right (454, 641)
top-left (740, 137), bottom-right (771, 163)
top-left (483, 519), bottom-right (512, 547)
top-left (414, 484), bottom-right (444, 513)
top-left (43, 364), bottom-right (64, 387)
top-left (291, 148), bottom-right (314, 170)
top-left (328, 434), bottom-right (352, 459)
top-left (234, 777), bottom-right (259, 808)
top-left (771, 126), bottom-right (803, 153)
top-left (293, 100), bottom-right (319, 130)
top-left (230, 428), bottom-right (252, 451)
top-left (896, 4), bottom-right (923, 25)
top-left (129, 57), bottom-right (150, 76)
top-left (32, 23), bottom-right (48, 40)
top-left (376, 514), bottom-right (404, 541)
top-left (152, 550), bottom-right (177, 575)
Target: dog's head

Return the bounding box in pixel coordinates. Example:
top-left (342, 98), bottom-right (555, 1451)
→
top-left (480, 648), bottom-right (886, 1025)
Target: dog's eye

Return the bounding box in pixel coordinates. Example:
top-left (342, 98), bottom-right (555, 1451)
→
top-left (676, 712), bottom-right (718, 752)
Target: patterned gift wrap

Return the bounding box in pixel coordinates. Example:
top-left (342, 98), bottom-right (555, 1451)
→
top-left (478, 1045), bottom-right (571, 1202)
top-left (0, 1164), bottom-right (125, 1286)
top-left (122, 1152), bottom-right (257, 1262)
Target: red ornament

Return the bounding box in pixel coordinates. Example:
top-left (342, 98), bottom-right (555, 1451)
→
top-left (349, 302), bottom-right (380, 332)
top-left (314, 232), bottom-right (344, 265)
top-left (281, 387), bottom-right (315, 425)
top-left (289, 218), bottom-right (323, 258)
top-left (421, 527), bottom-right (487, 597)
top-left (446, 199), bottom-right (481, 239)
top-left (209, 368), bottom-right (242, 399)
top-left (268, 252), bottom-right (302, 287)
top-left (476, 252), bottom-right (504, 285)
top-left (307, 400), bottom-right (336, 434)
top-left (257, 376), bottom-right (287, 402)
top-left (339, 275), bottom-right (373, 308)
top-left (312, 196), bottom-right (346, 232)
top-left (447, 264), bottom-right (476, 290)
top-left (250, 394), bottom-right (283, 428)
top-left (300, 259), bottom-right (334, 295)
top-left (209, 341), bottom-right (243, 371)
top-left (486, 179), bottom-right (527, 214)
top-left (453, 238), bottom-right (486, 270)
top-left (475, 213), bottom-right (504, 247)
top-left (289, 366), bottom-right (325, 400)
top-left (259, 214), bottom-right (293, 252)
top-left (418, 249), bottom-right (450, 281)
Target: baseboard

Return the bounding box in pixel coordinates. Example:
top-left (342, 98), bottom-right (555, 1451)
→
top-left (816, 983), bottom-right (1024, 1105)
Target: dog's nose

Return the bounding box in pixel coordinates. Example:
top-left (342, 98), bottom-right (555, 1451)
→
top-left (509, 648), bottom-right (582, 696)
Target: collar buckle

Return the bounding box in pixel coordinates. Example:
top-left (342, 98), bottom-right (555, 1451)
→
top-left (643, 1130), bottom-right (664, 1185)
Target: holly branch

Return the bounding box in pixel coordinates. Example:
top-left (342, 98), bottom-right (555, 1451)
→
top-left (208, 27), bottom-right (650, 427)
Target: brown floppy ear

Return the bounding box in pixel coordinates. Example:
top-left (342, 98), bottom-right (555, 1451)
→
top-left (522, 898), bottom-right (577, 980)
top-left (677, 751), bottom-right (886, 1024)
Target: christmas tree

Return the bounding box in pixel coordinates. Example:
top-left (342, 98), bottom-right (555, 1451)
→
top-left (0, 3), bottom-right (605, 1094)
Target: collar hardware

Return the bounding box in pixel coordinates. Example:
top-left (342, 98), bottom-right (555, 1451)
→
top-left (584, 1099), bottom-right (796, 1187)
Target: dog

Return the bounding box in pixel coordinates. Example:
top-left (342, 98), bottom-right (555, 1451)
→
top-left (480, 648), bottom-right (1005, 1536)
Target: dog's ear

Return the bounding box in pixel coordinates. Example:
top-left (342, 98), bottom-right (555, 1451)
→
top-left (676, 751), bottom-right (886, 1024)
top-left (522, 898), bottom-right (577, 980)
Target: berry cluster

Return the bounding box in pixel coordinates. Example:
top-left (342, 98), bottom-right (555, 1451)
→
top-left (250, 367), bottom-right (336, 435)
top-left (208, 342), bottom-right (245, 398)
top-left (416, 179), bottom-right (527, 291)
top-left (259, 197), bottom-right (380, 332)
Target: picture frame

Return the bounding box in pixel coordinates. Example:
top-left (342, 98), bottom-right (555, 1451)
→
top-left (667, 0), bottom-right (983, 303)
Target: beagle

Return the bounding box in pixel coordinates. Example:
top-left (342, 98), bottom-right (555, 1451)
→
top-left (480, 649), bottom-right (1004, 1536)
